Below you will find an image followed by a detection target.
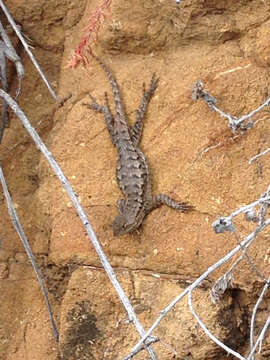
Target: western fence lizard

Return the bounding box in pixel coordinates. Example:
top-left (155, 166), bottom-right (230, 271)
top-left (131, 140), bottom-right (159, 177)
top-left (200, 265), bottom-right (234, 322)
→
top-left (84, 53), bottom-right (192, 236)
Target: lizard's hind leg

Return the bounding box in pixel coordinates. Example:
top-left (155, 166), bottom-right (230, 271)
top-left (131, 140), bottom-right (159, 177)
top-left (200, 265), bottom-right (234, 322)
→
top-left (151, 193), bottom-right (192, 212)
top-left (131, 73), bottom-right (159, 146)
top-left (83, 92), bottom-right (116, 145)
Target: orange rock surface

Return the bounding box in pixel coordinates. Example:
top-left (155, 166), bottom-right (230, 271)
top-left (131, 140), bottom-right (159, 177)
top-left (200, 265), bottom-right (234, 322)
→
top-left (1, 0), bottom-right (270, 359)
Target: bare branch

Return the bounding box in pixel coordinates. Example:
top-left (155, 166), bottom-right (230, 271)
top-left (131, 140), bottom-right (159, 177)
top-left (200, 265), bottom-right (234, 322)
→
top-left (233, 230), bottom-right (269, 282)
top-left (212, 191), bottom-right (270, 233)
top-left (188, 289), bottom-right (245, 360)
top-left (0, 41), bottom-right (8, 143)
top-left (0, 20), bottom-right (24, 93)
top-left (122, 337), bottom-right (159, 360)
top-left (0, 20), bottom-right (25, 142)
top-left (193, 80), bottom-right (270, 133)
top-left (0, 165), bottom-right (58, 340)
top-left (0, 1), bottom-right (58, 100)
top-left (250, 277), bottom-right (270, 360)
top-left (250, 147), bottom-right (270, 164)
top-left (248, 315), bottom-right (270, 360)
top-left (211, 228), bottom-right (260, 303)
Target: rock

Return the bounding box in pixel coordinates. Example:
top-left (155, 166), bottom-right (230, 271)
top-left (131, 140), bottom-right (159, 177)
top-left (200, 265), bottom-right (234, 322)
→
top-left (1, 0), bottom-right (270, 359)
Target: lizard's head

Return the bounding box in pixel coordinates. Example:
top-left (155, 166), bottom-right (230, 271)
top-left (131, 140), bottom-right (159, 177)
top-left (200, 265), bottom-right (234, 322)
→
top-left (113, 215), bottom-right (135, 236)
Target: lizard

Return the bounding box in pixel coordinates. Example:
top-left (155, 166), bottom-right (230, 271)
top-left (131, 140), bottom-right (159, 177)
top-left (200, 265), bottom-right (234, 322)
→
top-left (84, 52), bottom-right (192, 236)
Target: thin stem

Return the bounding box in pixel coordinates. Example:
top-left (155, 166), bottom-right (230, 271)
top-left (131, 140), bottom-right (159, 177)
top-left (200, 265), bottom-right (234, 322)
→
top-left (188, 289), bottom-right (245, 360)
top-left (248, 315), bottom-right (270, 359)
top-left (250, 278), bottom-right (270, 360)
top-left (0, 165), bottom-right (59, 340)
top-left (0, 1), bottom-right (58, 100)
top-left (249, 148), bottom-right (270, 164)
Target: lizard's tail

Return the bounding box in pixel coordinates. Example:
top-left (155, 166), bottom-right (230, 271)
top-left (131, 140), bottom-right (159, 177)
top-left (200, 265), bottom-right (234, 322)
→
top-left (88, 49), bottom-right (125, 117)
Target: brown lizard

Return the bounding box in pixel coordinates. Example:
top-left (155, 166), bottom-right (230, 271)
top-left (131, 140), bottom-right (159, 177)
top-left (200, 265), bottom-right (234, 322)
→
top-left (84, 53), bottom-right (192, 236)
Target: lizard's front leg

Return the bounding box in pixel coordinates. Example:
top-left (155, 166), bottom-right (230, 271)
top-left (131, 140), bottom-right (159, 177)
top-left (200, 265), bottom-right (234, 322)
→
top-left (83, 92), bottom-right (116, 145)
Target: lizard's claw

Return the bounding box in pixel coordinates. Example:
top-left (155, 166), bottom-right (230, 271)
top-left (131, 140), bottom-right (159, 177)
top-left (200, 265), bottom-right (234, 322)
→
top-left (178, 202), bottom-right (194, 212)
top-left (83, 93), bottom-right (105, 113)
top-left (150, 73), bottom-right (159, 92)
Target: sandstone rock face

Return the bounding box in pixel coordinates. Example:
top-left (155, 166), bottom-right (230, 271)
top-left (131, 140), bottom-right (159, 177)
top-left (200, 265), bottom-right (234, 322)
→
top-left (1, 0), bottom-right (270, 359)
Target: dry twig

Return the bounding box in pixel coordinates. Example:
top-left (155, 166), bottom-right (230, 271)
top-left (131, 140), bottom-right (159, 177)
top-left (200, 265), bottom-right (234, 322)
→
top-left (0, 165), bottom-right (58, 340)
top-left (193, 80), bottom-right (270, 133)
top-left (0, 0), bottom-right (58, 100)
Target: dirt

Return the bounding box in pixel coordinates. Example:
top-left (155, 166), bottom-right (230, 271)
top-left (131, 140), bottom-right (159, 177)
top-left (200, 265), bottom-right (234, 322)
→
top-left (1, 0), bottom-right (270, 359)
